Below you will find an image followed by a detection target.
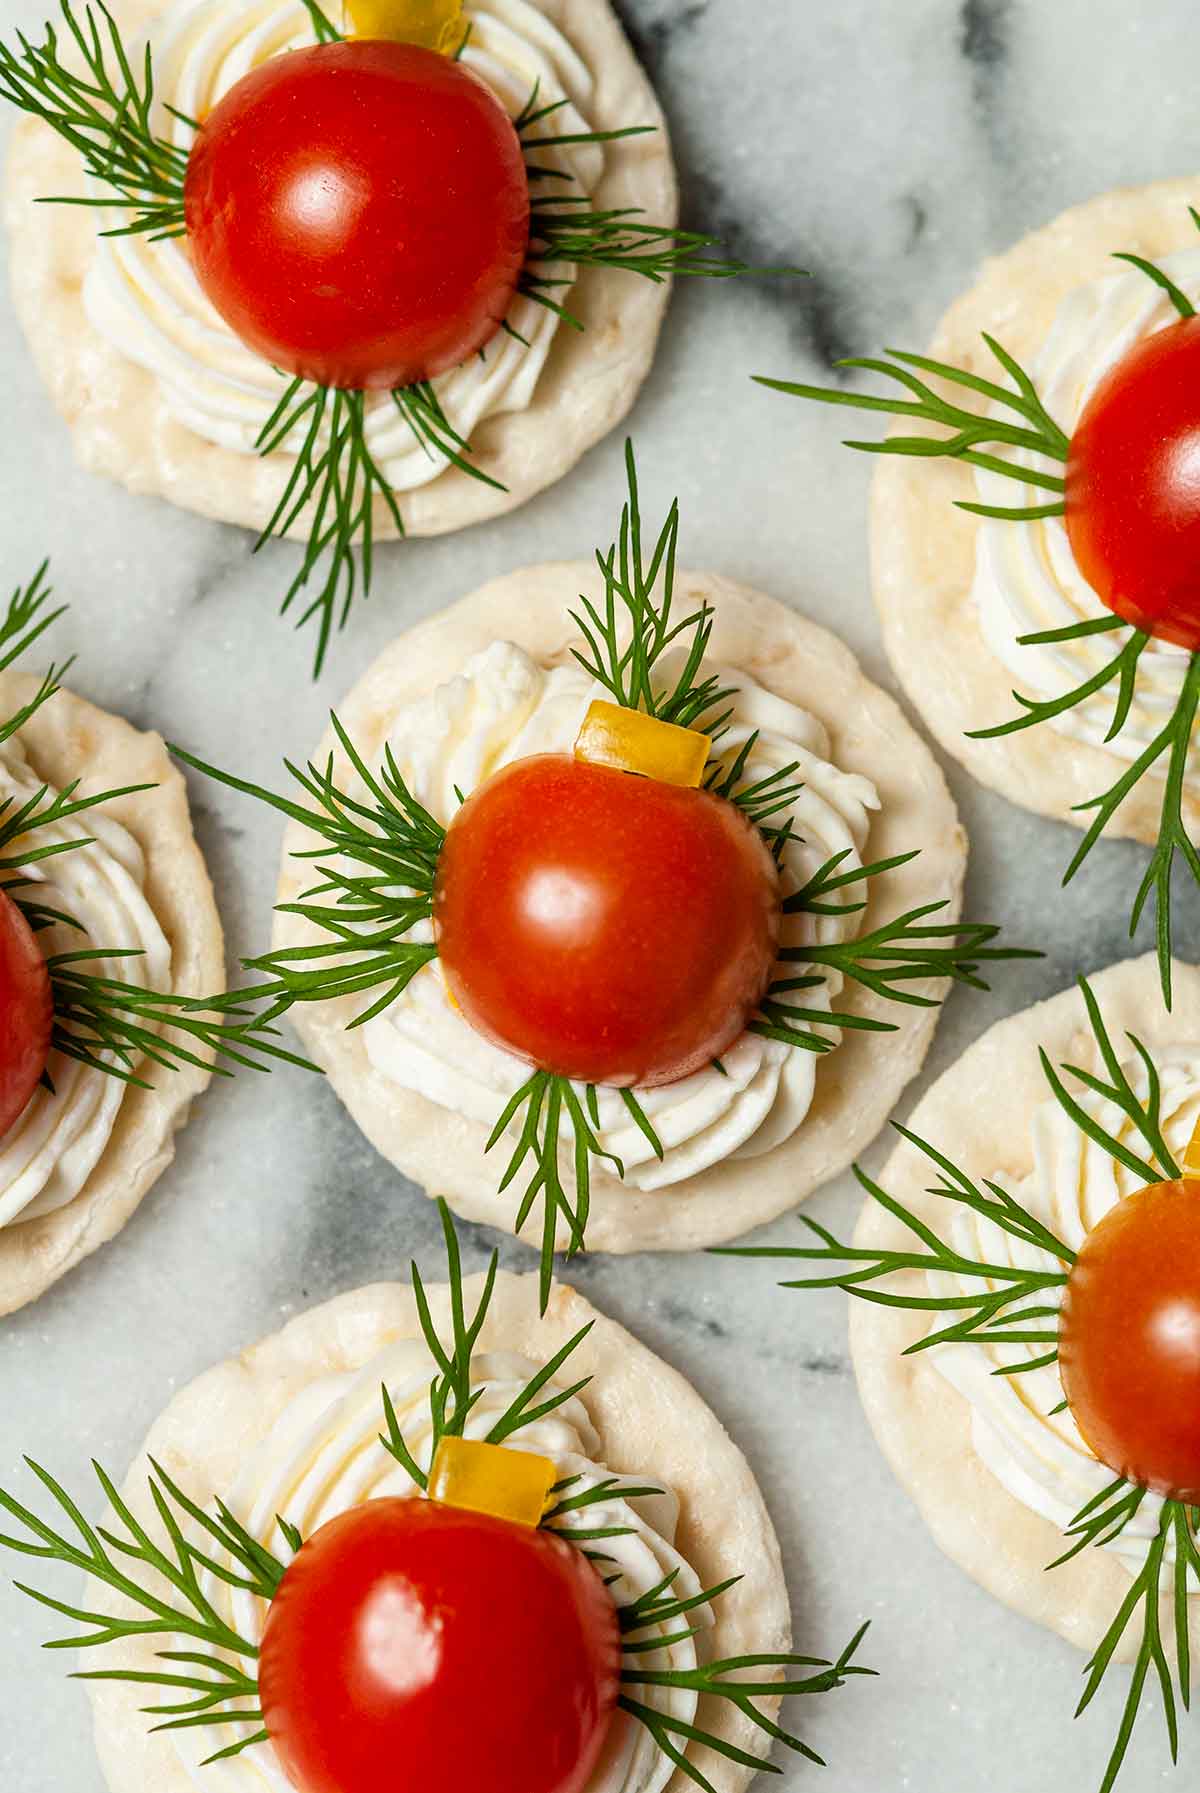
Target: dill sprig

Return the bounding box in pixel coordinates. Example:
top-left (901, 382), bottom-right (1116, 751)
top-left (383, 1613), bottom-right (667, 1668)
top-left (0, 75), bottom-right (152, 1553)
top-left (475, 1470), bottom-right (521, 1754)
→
top-left (514, 87), bottom-right (800, 332)
top-left (0, 563), bottom-right (72, 745)
top-left (0, 0), bottom-right (189, 239)
top-left (0, 561), bottom-right (66, 672)
top-left (40, 952), bottom-right (314, 1083)
top-left (750, 846), bottom-right (1040, 1055)
top-left (571, 441), bottom-right (736, 736)
top-left (1066, 1497), bottom-right (1200, 1793)
top-left (523, 194), bottom-right (792, 329)
top-left (727, 976), bottom-right (1200, 1789)
top-left (0, 778), bottom-right (152, 892)
top-left (254, 383), bottom-right (404, 683)
top-left (484, 1073), bottom-right (659, 1314)
top-left (619, 1609), bottom-right (874, 1790)
top-left (256, 377), bottom-right (502, 679)
top-left (0, 758), bottom-right (151, 939)
top-left (755, 331), bottom-right (1068, 521)
top-left (781, 846), bottom-right (1037, 1025)
top-left (298, 0), bottom-right (341, 43)
top-left (974, 624), bottom-right (1200, 1010)
top-left (0, 1452), bottom-right (285, 1762)
top-left (379, 1199), bottom-right (600, 1488)
top-left (1037, 978), bottom-right (1181, 1185)
top-left (171, 716), bottom-right (444, 1024)
top-left (705, 747), bottom-right (806, 857)
top-left (721, 1124), bottom-right (1072, 1373)
top-left (0, 1199), bottom-right (870, 1781)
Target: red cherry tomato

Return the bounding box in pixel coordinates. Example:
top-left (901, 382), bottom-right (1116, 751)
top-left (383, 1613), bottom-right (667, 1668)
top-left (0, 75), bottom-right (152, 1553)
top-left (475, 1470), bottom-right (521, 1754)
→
top-left (1065, 315), bottom-right (1200, 650)
top-left (183, 42), bottom-right (530, 390)
top-left (0, 888), bottom-right (51, 1138)
top-left (1059, 1177), bottom-right (1200, 1500)
top-left (259, 1500), bottom-right (619, 1793)
top-left (434, 755), bottom-right (781, 1088)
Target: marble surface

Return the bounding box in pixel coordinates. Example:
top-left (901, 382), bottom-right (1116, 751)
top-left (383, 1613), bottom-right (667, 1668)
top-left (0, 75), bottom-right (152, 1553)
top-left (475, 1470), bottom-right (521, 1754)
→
top-left (0, 0), bottom-right (1197, 1788)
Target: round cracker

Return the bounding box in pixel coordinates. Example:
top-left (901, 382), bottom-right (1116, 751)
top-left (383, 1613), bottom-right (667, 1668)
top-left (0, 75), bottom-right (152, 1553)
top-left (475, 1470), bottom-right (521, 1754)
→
top-left (273, 563), bottom-right (967, 1252)
top-left (87, 1270), bottom-right (791, 1793)
top-left (871, 175), bottom-right (1200, 845)
top-left (4, 0), bottom-right (675, 539)
top-left (0, 671), bottom-right (223, 1312)
top-left (849, 951), bottom-right (1200, 1659)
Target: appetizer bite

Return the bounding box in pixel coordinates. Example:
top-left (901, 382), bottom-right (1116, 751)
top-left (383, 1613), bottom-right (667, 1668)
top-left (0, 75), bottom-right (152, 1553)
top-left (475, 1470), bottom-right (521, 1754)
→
top-left (1, 0), bottom-right (777, 671)
top-left (763, 179), bottom-right (1200, 1004)
top-left (177, 445), bottom-right (1031, 1301)
top-left (0, 1205), bottom-right (873, 1792)
top-left (0, 568), bottom-right (295, 1312)
top-left (734, 955), bottom-right (1200, 1789)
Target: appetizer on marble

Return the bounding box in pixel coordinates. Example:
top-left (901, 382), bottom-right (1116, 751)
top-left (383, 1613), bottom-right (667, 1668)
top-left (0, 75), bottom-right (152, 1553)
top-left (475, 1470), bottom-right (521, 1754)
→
top-left (0, 1204), bottom-right (873, 1793)
top-left (0, 567), bottom-right (301, 1312)
top-left (733, 955), bottom-right (1200, 1790)
top-left (764, 179), bottom-right (1200, 1005)
top-left (176, 445), bottom-right (1032, 1301)
top-left (1, 0), bottom-right (777, 671)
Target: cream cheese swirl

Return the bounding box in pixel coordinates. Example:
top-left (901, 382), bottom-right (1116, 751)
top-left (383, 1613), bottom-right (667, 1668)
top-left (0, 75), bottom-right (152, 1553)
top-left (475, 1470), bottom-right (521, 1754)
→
top-left (358, 640), bottom-right (879, 1189)
top-left (83, 0), bottom-right (602, 491)
top-left (971, 248), bottom-right (1200, 779)
top-left (171, 1338), bottom-right (709, 1793)
top-left (929, 1047), bottom-right (1200, 1569)
top-left (0, 738), bottom-right (170, 1227)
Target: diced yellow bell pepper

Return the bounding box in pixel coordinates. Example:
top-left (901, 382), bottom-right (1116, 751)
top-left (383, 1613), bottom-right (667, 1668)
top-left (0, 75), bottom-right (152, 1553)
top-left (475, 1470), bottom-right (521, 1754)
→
top-left (574, 700), bottom-right (710, 788)
top-left (428, 1437), bottom-right (557, 1528)
top-left (342, 0), bottom-right (465, 52)
top-left (1183, 1114), bottom-right (1200, 1183)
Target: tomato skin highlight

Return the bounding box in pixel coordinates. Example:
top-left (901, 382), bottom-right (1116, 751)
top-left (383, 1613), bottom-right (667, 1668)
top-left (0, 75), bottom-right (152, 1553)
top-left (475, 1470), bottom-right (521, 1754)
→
top-left (433, 755), bottom-right (782, 1088)
top-left (1059, 1178), bottom-right (1200, 1501)
top-left (183, 41), bottom-right (530, 390)
top-left (259, 1500), bottom-right (620, 1793)
top-left (1065, 315), bottom-right (1200, 651)
top-left (0, 888), bottom-right (52, 1139)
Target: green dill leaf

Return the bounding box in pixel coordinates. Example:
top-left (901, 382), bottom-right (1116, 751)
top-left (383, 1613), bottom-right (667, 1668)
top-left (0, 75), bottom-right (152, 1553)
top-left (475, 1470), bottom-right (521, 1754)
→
top-left (0, 0), bottom-right (188, 236)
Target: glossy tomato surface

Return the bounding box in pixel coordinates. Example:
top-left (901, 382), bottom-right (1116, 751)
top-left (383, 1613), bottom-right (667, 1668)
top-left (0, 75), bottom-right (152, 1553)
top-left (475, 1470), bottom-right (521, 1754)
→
top-left (1065, 315), bottom-right (1200, 650)
top-left (184, 41), bottom-right (530, 390)
top-left (1059, 1177), bottom-right (1200, 1500)
top-left (433, 755), bottom-right (782, 1087)
top-left (0, 888), bottom-right (51, 1138)
top-left (259, 1500), bottom-right (619, 1793)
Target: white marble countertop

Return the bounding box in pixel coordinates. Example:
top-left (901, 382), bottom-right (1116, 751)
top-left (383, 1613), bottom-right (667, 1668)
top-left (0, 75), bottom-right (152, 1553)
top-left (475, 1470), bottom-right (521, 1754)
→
top-left (0, 1), bottom-right (1196, 1788)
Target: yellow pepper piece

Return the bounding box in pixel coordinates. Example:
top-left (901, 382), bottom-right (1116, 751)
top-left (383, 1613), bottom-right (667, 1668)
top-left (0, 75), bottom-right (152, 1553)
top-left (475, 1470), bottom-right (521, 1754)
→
top-left (342, 0), bottom-right (465, 52)
top-left (574, 700), bottom-right (710, 788)
top-left (1183, 1113), bottom-right (1200, 1182)
top-left (428, 1437), bottom-right (557, 1528)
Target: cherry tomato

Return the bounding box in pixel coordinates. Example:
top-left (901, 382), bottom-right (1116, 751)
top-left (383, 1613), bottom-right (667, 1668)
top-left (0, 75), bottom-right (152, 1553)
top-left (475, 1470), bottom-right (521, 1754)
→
top-left (0, 888), bottom-right (51, 1139)
top-left (1065, 315), bottom-right (1200, 650)
top-left (1059, 1177), bottom-right (1200, 1500)
top-left (259, 1500), bottom-right (619, 1793)
top-left (434, 755), bottom-right (781, 1087)
top-left (183, 42), bottom-right (530, 390)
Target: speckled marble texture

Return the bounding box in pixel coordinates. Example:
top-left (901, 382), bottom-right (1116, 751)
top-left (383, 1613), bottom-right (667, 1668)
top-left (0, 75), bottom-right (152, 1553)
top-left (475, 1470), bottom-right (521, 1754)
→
top-left (0, 1), bottom-right (1198, 1789)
